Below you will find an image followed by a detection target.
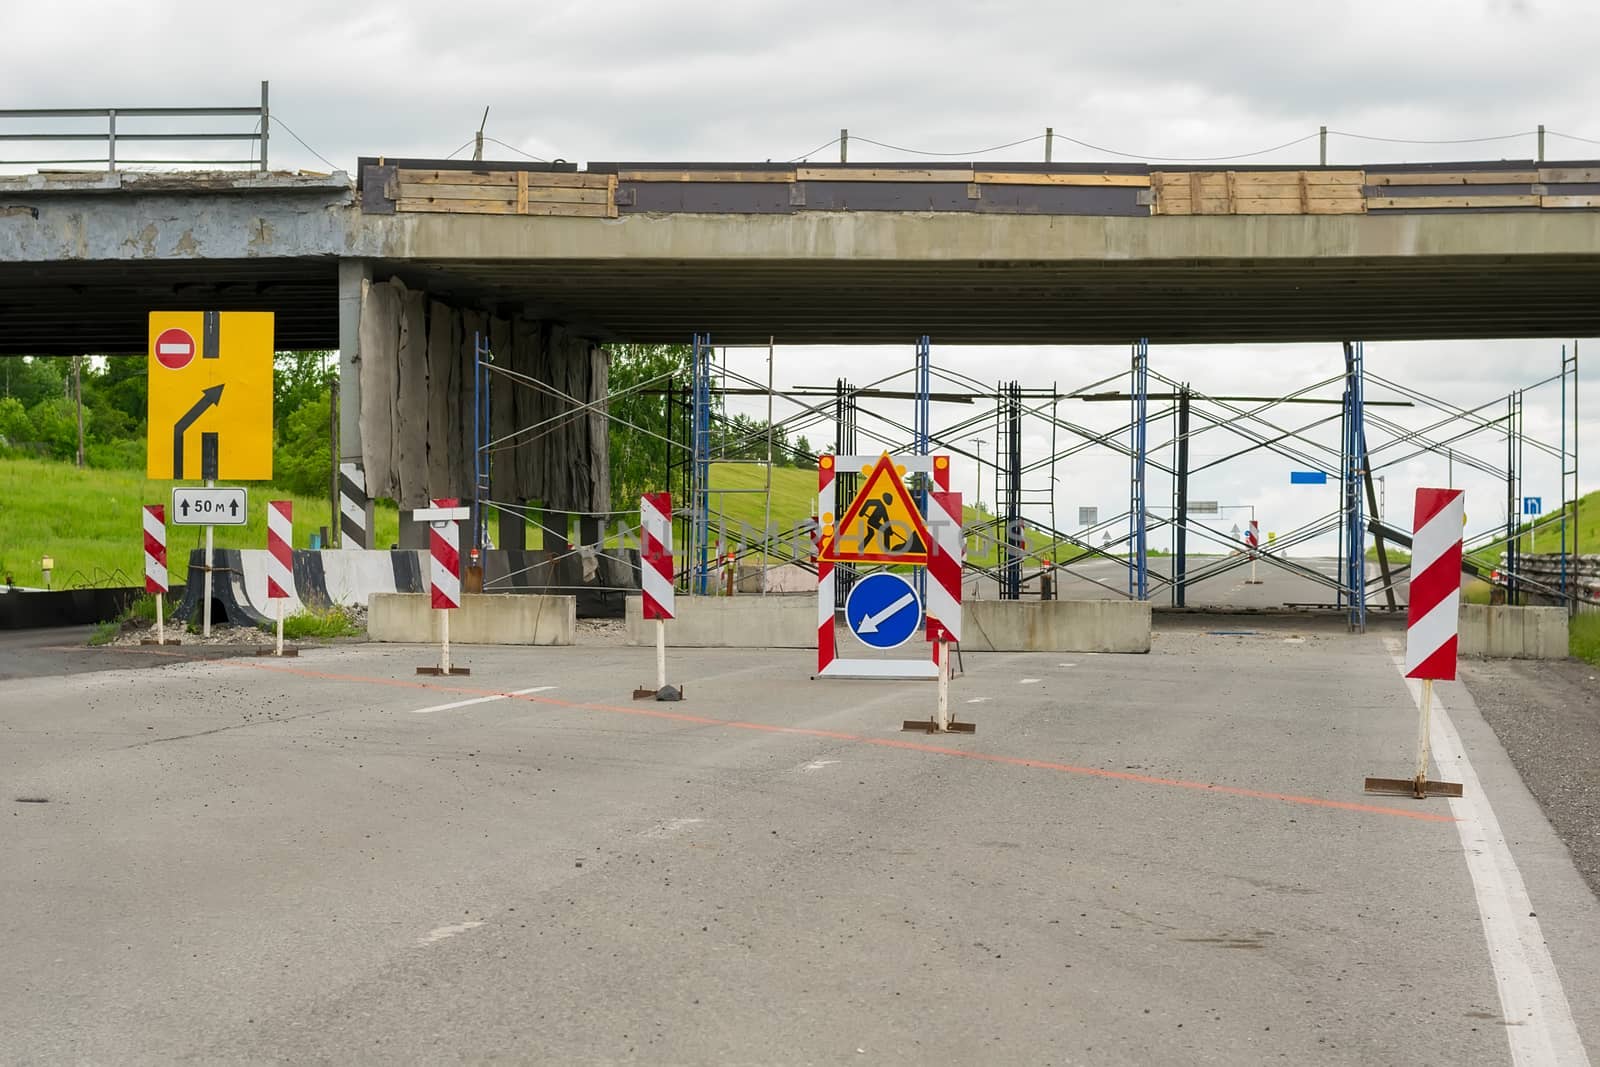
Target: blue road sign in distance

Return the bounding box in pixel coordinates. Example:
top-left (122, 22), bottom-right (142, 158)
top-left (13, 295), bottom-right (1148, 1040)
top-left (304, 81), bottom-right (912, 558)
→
top-left (1290, 471), bottom-right (1328, 485)
top-left (845, 571), bottom-right (923, 650)
top-left (1523, 496), bottom-right (1542, 516)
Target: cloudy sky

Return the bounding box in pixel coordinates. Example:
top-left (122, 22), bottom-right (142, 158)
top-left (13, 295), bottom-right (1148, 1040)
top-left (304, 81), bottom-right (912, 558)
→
top-left (3, 0), bottom-right (1595, 550)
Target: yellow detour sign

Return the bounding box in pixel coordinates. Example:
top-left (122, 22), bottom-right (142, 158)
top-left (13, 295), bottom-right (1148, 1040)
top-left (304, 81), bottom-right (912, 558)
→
top-left (147, 311), bottom-right (274, 480)
top-left (819, 453), bottom-right (932, 565)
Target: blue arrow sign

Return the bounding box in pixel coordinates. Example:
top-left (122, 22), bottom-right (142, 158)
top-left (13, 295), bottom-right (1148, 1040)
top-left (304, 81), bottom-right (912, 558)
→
top-left (1523, 496), bottom-right (1542, 516)
top-left (845, 572), bottom-right (922, 650)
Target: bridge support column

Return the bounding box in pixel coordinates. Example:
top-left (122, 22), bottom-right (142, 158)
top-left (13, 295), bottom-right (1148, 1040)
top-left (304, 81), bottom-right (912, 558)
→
top-left (337, 258), bottom-right (373, 547)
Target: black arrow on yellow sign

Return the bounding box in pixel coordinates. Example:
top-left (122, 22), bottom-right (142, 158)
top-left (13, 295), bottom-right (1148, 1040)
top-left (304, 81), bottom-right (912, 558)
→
top-left (172, 384), bottom-right (224, 479)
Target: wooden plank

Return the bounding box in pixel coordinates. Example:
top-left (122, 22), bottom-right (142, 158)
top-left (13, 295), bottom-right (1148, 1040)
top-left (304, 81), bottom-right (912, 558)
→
top-left (1541, 195), bottom-right (1600, 209)
top-left (1170, 182), bottom-right (1363, 200)
top-left (616, 169), bottom-right (796, 183)
top-left (795, 166), bottom-right (975, 183)
top-left (1367, 171), bottom-right (1537, 187)
top-left (1157, 196), bottom-right (1366, 215)
top-left (1153, 169), bottom-right (1363, 188)
top-left (516, 171), bottom-right (528, 215)
top-left (607, 174), bottom-right (618, 218)
top-left (1366, 194), bottom-right (1539, 209)
top-left (397, 183), bottom-right (611, 205)
top-left (396, 198), bottom-right (613, 217)
top-left (973, 171), bottom-right (1150, 187)
top-left (396, 168), bottom-right (610, 189)
top-left (1539, 167), bottom-right (1600, 184)
top-left (398, 183), bottom-right (516, 201)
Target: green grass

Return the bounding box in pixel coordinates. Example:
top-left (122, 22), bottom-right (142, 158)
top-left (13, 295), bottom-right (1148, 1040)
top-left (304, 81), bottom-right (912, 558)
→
top-left (1570, 613), bottom-right (1600, 667)
top-left (267, 605), bottom-right (364, 640)
top-left (1466, 489), bottom-right (1600, 568)
top-left (0, 457), bottom-right (400, 588)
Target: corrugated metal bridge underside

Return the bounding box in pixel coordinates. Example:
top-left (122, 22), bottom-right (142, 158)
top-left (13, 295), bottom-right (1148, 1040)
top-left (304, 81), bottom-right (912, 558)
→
top-left (375, 255), bottom-right (1600, 346)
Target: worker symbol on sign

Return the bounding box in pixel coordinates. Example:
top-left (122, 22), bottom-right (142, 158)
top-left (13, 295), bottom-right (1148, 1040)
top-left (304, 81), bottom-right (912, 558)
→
top-left (860, 492), bottom-right (925, 556)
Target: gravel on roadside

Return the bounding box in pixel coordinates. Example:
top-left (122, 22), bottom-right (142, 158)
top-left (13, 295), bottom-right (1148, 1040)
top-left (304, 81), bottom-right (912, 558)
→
top-left (1460, 656), bottom-right (1600, 899)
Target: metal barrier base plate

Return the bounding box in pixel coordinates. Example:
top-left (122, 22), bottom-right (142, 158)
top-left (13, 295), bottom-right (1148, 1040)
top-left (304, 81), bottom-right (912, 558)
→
top-left (902, 717), bottom-right (976, 734)
top-left (416, 666), bottom-right (471, 676)
top-left (255, 648), bottom-right (300, 657)
top-left (1364, 776), bottom-right (1464, 799)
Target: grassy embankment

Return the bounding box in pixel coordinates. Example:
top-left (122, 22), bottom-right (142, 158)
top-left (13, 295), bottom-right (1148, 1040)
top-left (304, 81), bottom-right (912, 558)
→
top-left (0, 456), bottom-right (399, 588)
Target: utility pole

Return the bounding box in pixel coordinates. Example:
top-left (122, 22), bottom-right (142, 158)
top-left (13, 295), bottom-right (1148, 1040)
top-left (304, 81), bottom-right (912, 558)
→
top-left (72, 356), bottom-right (85, 468)
top-left (473, 107), bottom-right (489, 161)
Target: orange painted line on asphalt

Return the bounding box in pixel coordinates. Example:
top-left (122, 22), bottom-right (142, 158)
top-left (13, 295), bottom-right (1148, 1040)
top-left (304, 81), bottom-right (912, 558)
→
top-left (217, 657), bottom-right (1453, 825)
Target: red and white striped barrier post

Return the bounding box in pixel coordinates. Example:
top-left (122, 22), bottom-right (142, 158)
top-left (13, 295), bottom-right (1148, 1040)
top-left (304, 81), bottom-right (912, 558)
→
top-left (816, 456), bottom-right (837, 676)
top-left (637, 492), bottom-right (677, 698)
top-left (1245, 519), bottom-right (1262, 584)
top-left (266, 500), bottom-right (294, 656)
top-left (1365, 488), bottom-right (1465, 799)
top-left (415, 498), bottom-right (469, 676)
top-left (925, 487), bottom-right (965, 732)
top-left (143, 504), bottom-right (168, 645)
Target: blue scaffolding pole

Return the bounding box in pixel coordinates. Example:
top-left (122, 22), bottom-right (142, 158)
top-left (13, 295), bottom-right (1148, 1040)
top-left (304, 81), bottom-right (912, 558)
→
top-left (471, 330), bottom-right (493, 552)
top-left (691, 333), bottom-right (713, 595)
top-left (1342, 341), bottom-right (1367, 632)
top-left (1128, 338), bottom-right (1149, 600)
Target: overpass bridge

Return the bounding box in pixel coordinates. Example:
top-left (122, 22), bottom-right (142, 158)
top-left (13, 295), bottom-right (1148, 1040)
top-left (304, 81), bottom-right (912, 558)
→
top-left (2, 155), bottom-right (1596, 544)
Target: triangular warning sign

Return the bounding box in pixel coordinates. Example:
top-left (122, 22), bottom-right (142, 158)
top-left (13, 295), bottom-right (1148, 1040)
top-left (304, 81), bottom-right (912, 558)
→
top-left (819, 454), bottom-right (933, 564)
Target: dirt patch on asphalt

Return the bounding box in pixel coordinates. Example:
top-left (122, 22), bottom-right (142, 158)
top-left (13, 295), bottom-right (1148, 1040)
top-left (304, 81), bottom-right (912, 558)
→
top-left (1460, 657), bottom-right (1600, 898)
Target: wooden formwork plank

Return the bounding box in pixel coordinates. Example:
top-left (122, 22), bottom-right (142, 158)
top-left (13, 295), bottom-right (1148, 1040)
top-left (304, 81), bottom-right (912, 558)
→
top-left (973, 171), bottom-right (1151, 187)
top-left (1367, 171), bottom-right (1538, 186)
top-left (617, 169), bottom-right (796, 182)
top-left (396, 198), bottom-right (614, 217)
top-left (796, 166), bottom-right (976, 182)
top-left (1367, 194), bottom-right (1539, 209)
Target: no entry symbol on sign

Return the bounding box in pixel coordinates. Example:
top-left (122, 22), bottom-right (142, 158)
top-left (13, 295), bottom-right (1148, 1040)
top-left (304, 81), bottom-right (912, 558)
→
top-left (154, 327), bottom-right (196, 370)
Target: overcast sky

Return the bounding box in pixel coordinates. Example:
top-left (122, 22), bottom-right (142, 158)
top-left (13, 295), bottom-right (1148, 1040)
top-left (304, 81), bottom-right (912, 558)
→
top-left (3, 0), bottom-right (1595, 549)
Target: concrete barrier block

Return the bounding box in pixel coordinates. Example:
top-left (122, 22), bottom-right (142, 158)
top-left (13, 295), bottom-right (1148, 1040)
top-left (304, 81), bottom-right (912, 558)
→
top-left (1458, 604), bottom-right (1568, 660)
top-left (625, 595), bottom-right (815, 648)
top-left (959, 599), bottom-right (1151, 653)
top-left (368, 593), bottom-right (575, 645)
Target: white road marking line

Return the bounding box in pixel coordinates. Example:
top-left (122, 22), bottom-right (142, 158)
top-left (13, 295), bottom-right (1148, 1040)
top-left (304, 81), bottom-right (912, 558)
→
top-left (410, 685), bottom-right (556, 714)
top-left (1384, 642), bottom-right (1589, 1065)
top-left (1057, 662), bottom-right (1075, 667)
top-left (641, 817), bottom-right (703, 838)
top-left (1019, 678), bottom-right (1041, 685)
top-left (418, 920), bottom-right (483, 945)
top-left (801, 760), bottom-right (840, 772)
top-left (966, 697), bottom-right (990, 704)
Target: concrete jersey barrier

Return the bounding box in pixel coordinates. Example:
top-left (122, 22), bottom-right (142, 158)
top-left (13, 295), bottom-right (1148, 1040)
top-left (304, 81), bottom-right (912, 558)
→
top-left (368, 593), bottom-right (576, 645)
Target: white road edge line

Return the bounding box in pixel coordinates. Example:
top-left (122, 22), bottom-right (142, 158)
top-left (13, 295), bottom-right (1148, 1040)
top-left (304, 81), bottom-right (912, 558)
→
top-left (410, 685), bottom-right (556, 714)
top-left (1385, 641), bottom-right (1589, 1065)
top-left (1019, 678), bottom-right (1041, 685)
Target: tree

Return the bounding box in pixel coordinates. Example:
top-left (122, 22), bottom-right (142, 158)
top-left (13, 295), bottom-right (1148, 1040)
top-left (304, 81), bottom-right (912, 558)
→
top-left (274, 351), bottom-right (335, 431)
top-left (792, 435), bottom-right (814, 465)
top-left (0, 396), bottom-right (31, 445)
top-left (26, 397), bottom-right (81, 460)
top-left (273, 389), bottom-right (333, 497)
top-left (607, 343), bottom-right (697, 511)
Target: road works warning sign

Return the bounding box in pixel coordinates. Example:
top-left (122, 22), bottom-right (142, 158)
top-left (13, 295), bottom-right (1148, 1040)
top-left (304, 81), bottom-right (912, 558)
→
top-left (818, 452), bottom-right (933, 565)
top-left (147, 311), bottom-right (274, 481)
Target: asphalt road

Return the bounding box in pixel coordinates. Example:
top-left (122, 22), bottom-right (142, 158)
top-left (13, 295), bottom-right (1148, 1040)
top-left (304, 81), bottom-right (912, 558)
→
top-left (5, 626), bottom-right (1598, 1064)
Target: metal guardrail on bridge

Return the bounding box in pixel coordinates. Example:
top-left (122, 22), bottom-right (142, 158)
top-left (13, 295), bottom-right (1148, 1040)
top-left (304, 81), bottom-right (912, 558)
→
top-left (0, 81), bottom-right (269, 171)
